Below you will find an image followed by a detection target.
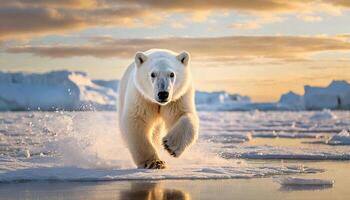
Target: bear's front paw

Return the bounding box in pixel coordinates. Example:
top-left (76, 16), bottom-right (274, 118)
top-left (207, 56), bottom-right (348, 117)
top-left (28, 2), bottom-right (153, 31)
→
top-left (143, 159), bottom-right (166, 169)
top-left (163, 137), bottom-right (186, 157)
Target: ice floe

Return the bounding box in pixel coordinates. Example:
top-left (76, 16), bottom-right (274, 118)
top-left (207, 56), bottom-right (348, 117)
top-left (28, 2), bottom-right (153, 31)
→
top-left (326, 130), bottom-right (350, 145)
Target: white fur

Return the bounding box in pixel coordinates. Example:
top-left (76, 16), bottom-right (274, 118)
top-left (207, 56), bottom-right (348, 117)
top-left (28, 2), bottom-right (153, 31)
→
top-left (118, 49), bottom-right (199, 169)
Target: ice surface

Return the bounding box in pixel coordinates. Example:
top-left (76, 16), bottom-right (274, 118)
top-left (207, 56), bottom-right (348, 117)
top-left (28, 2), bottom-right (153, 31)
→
top-left (201, 111), bottom-right (350, 160)
top-left (1, 111), bottom-right (344, 182)
top-left (277, 177), bottom-right (334, 186)
top-left (0, 165), bottom-right (323, 182)
top-left (221, 146), bottom-right (350, 160)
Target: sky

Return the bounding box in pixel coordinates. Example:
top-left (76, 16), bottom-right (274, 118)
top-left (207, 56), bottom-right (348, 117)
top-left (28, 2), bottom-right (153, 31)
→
top-left (0, 0), bottom-right (349, 102)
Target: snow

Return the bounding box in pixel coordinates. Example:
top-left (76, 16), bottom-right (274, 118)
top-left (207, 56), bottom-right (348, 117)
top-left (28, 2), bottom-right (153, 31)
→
top-left (310, 109), bottom-right (338, 121)
top-left (0, 71), bottom-right (116, 111)
top-left (2, 111), bottom-right (346, 182)
top-left (277, 177), bottom-right (334, 186)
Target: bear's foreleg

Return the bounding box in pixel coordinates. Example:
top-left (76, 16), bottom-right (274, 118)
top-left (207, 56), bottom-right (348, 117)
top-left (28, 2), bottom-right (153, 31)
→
top-left (122, 118), bottom-right (166, 169)
top-left (162, 113), bottom-right (199, 157)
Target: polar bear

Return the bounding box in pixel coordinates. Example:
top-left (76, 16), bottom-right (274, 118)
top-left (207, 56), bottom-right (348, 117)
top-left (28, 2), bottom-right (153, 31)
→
top-left (118, 49), bottom-right (199, 169)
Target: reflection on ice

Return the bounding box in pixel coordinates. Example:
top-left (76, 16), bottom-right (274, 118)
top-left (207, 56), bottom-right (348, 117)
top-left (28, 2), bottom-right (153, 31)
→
top-left (279, 184), bottom-right (333, 192)
top-left (120, 182), bottom-right (191, 200)
top-left (276, 176), bottom-right (334, 192)
top-left (276, 177), bottom-right (334, 186)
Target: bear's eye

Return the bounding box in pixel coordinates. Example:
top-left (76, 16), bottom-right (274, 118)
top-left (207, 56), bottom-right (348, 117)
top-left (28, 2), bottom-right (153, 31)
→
top-left (169, 72), bottom-right (175, 78)
top-left (150, 72), bottom-right (156, 78)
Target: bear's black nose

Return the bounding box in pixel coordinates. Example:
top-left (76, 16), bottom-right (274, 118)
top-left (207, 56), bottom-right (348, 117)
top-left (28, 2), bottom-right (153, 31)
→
top-left (158, 91), bottom-right (169, 100)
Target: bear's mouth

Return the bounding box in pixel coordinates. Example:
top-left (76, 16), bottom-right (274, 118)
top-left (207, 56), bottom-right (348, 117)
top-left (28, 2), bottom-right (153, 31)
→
top-left (155, 98), bottom-right (170, 105)
top-left (157, 99), bottom-right (169, 103)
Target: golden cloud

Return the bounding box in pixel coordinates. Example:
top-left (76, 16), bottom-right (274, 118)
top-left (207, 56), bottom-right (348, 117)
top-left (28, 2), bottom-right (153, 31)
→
top-left (0, 0), bottom-right (350, 40)
top-left (0, 5), bottom-right (158, 40)
top-left (0, 0), bottom-right (98, 8)
top-left (6, 36), bottom-right (350, 62)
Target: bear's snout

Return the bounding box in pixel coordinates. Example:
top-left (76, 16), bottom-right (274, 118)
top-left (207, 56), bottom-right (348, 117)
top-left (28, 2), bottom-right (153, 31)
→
top-left (157, 91), bottom-right (169, 102)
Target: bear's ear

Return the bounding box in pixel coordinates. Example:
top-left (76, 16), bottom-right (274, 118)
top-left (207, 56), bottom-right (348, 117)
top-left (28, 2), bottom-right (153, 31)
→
top-left (176, 51), bottom-right (190, 66)
top-left (135, 52), bottom-right (148, 67)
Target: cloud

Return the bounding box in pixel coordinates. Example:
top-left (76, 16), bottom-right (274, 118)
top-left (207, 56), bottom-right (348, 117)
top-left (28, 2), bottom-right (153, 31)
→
top-left (0, 5), bottom-right (158, 40)
top-left (170, 22), bottom-right (186, 29)
top-left (230, 21), bottom-right (260, 30)
top-left (6, 35), bottom-right (350, 63)
top-left (329, 0), bottom-right (350, 7)
top-left (0, 0), bottom-right (98, 8)
top-left (115, 0), bottom-right (301, 12)
top-left (229, 16), bottom-right (285, 30)
top-left (335, 33), bottom-right (350, 40)
top-left (113, 0), bottom-right (349, 15)
top-left (0, 6), bottom-right (82, 39)
top-left (0, 0), bottom-right (350, 40)
top-left (297, 15), bottom-right (323, 22)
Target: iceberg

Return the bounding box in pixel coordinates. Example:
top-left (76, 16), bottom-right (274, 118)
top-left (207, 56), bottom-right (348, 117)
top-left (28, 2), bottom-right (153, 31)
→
top-left (278, 91), bottom-right (304, 110)
top-left (0, 71), bottom-right (116, 111)
top-left (304, 80), bottom-right (350, 110)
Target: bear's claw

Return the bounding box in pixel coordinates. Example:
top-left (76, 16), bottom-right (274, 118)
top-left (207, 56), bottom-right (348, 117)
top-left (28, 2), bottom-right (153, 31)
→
top-left (163, 139), bottom-right (178, 157)
top-left (143, 159), bottom-right (166, 169)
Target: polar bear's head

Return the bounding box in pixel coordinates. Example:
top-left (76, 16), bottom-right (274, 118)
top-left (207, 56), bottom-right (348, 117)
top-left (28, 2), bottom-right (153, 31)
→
top-left (134, 49), bottom-right (191, 105)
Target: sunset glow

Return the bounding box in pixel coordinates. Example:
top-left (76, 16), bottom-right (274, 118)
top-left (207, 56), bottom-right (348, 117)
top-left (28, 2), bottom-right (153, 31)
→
top-left (1, 0), bottom-right (349, 101)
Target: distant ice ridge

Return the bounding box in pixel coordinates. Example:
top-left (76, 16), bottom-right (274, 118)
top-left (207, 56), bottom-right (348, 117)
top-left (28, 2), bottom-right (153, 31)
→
top-left (197, 80), bottom-right (350, 111)
top-left (277, 80), bottom-right (350, 111)
top-left (0, 70), bottom-right (349, 111)
top-left (195, 91), bottom-right (251, 111)
top-left (0, 71), bottom-right (117, 111)
top-left (0, 71), bottom-right (255, 111)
